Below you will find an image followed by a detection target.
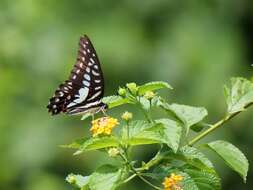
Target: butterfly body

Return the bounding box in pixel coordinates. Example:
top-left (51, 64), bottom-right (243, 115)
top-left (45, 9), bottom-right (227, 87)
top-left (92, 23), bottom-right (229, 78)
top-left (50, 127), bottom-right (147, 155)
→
top-left (47, 35), bottom-right (106, 116)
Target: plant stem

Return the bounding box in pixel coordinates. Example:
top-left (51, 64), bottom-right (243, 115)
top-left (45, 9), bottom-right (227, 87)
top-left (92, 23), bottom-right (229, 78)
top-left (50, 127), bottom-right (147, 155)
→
top-left (188, 112), bottom-right (239, 146)
top-left (136, 173), bottom-right (163, 190)
top-left (122, 173), bottom-right (137, 183)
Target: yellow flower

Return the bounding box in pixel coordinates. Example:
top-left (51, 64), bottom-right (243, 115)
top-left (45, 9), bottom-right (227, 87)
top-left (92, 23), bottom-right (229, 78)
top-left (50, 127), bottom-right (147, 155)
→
top-left (163, 173), bottom-right (183, 190)
top-left (121, 111), bottom-right (133, 121)
top-left (90, 117), bottom-right (119, 137)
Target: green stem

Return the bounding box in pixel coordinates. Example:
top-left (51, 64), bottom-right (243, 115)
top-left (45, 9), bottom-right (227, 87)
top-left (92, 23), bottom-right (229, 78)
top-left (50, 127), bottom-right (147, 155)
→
top-left (122, 173), bottom-right (137, 183)
top-left (188, 112), bottom-right (239, 146)
top-left (135, 173), bottom-right (163, 190)
top-left (119, 146), bottom-right (162, 190)
top-left (136, 97), bottom-right (153, 123)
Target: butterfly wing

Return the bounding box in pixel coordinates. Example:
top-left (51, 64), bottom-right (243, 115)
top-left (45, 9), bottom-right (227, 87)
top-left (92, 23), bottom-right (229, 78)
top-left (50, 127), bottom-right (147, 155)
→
top-left (47, 35), bottom-right (105, 115)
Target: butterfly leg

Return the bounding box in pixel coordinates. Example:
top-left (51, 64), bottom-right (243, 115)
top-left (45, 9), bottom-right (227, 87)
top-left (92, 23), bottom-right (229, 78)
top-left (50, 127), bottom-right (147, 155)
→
top-left (101, 107), bottom-right (108, 116)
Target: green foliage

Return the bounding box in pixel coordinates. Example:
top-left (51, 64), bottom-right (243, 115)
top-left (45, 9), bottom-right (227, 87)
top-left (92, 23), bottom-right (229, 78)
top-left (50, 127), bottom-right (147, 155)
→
top-left (138, 81), bottom-right (172, 95)
top-left (181, 169), bottom-right (221, 190)
top-left (205, 140), bottom-right (249, 182)
top-left (89, 165), bottom-right (123, 190)
top-left (64, 78), bottom-right (252, 190)
top-left (224, 77), bottom-right (253, 114)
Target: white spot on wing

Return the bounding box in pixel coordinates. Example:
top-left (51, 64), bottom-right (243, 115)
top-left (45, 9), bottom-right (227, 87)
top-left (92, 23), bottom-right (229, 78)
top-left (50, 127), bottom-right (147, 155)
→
top-left (90, 58), bottom-right (95, 64)
top-left (92, 53), bottom-right (96, 57)
top-left (55, 98), bottom-right (60, 102)
top-left (83, 80), bottom-right (90, 87)
top-left (87, 49), bottom-right (91, 53)
top-left (76, 69), bottom-right (81, 74)
top-left (88, 62), bottom-right (93, 66)
top-left (92, 70), bottom-right (100, 76)
top-left (75, 88), bottom-right (89, 104)
top-left (95, 86), bottom-right (101, 90)
top-left (94, 65), bottom-right (98, 70)
top-left (86, 67), bottom-right (90, 73)
top-left (79, 63), bottom-right (84, 68)
top-left (72, 75), bottom-right (77, 80)
top-left (59, 92), bottom-right (64, 97)
top-left (84, 74), bottom-right (90, 81)
top-left (95, 79), bottom-right (101, 83)
top-left (67, 102), bottom-right (77, 108)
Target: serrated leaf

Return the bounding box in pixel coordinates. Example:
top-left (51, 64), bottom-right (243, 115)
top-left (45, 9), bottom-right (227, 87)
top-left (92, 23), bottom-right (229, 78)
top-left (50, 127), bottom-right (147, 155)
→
top-left (161, 103), bottom-right (208, 134)
top-left (156, 119), bottom-right (182, 152)
top-left (102, 96), bottom-right (132, 108)
top-left (66, 173), bottom-right (89, 189)
top-left (224, 77), bottom-right (253, 114)
top-left (125, 120), bottom-right (182, 152)
top-left (182, 169), bottom-right (221, 190)
top-left (125, 120), bottom-right (162, 146)
top-left (89, 165), bottom-right (122, 190)
top-left (205, 140), bottom-right (249, 182)
top-left (138, 81), bottom-right (172, 95)
top-left (159, 146), bottom-right (214, 171)
top-left (179, 146), bottom-right (214, 171)
top-left (73, 136), bottom-right (120, 155)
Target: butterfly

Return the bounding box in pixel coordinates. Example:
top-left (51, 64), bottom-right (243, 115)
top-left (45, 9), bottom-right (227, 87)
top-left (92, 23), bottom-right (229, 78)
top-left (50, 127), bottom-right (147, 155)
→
top-left (47, 35), bottom-right (107, 116)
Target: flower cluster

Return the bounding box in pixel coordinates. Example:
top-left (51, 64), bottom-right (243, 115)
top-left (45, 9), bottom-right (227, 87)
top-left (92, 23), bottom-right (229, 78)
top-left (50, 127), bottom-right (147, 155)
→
top-left (163, 173), bottom-right (183, 190)
top-left (90, 117), bottom-right (118, 137)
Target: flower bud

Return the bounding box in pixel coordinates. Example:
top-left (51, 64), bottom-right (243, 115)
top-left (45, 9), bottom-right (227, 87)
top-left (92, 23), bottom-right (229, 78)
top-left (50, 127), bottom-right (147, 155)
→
top-left (66, 174), bottom-right (76, 184)
top-left (108, 148), bottom-right (120, 157)
top-left (121, 111), bottom-right (133, 121)
top-left (126, 83), bottom-right (138, 94)
top-left (118, 87), bottom-right (126, 96)
top-left (144, 91), bottom-right (155, 99)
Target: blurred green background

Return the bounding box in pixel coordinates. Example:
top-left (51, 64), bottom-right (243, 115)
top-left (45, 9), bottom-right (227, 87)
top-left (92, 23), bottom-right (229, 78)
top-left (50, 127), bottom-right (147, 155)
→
top-left (0, 0), bottom-right (253, 189)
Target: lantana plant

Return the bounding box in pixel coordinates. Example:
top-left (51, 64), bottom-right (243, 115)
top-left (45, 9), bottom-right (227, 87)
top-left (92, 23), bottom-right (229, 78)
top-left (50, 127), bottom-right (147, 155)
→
top-left (64, 77), bottom-right (252, 190)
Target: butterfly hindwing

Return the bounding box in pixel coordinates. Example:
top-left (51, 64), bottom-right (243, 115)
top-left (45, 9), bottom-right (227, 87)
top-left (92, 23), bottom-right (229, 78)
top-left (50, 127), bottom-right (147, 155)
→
top-left (47, 35), bottom-right (105, 115)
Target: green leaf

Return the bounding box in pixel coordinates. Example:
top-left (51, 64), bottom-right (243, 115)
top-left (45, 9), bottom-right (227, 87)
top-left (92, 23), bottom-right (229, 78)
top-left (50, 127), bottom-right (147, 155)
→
top-left (224, 77), bottom-right (253, 114)
top-left (66, 173), bottom-right (89, 189)
top-left (205, 140), bottom-right (249, 182)
top-left (159, 146), bottom-right (214, 171)
top-left (81, 113), bottom-right (92, 120)
top-left (138, 81), bottom-right (172, 95)
top-left (125, 120), bottom-right (182, 152)
top-left (125, 120), bottom-right (161, 146)
top-left (139, 97), bottom-right (150, 111)
top-left (89, 165), bottom-right (122, 190)
top-left (179, 146), bottom-right (214, 171)
top-left (102, 96), bottom-right (132, 108)
top-left (182, 169), bottom-right (221, 190)
top-left (161, 103), bottom-right (208, 134)
top-left (61, 137), bottom-right (89, 149)
top-left (73, 136), bottom-right (120, 155)
top-left (156, 119), bottom-right (182, 152)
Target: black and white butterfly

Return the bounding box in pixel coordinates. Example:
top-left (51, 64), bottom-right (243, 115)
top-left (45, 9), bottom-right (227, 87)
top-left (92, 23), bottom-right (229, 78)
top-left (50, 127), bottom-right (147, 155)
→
top-left (47, 35), bottom-right (107, 116)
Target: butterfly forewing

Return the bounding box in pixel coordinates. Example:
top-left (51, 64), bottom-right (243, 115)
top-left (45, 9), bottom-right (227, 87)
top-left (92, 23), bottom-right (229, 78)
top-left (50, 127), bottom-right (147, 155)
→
top-left (47, 35), bottom-right (105, 115)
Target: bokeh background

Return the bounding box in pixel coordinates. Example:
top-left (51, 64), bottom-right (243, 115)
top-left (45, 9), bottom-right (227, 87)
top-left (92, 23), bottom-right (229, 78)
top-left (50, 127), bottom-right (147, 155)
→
top-left (0, 0), bottom-right (253, 189)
